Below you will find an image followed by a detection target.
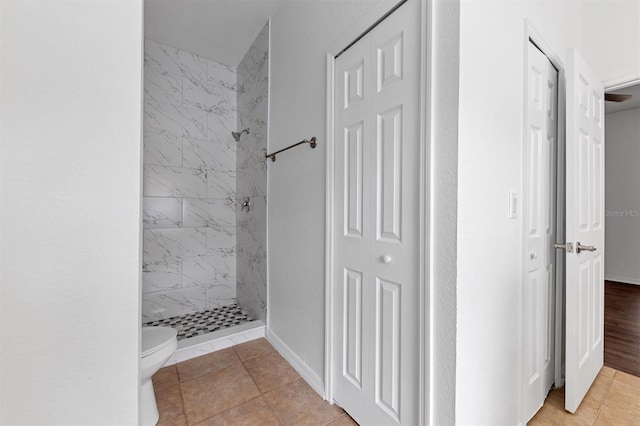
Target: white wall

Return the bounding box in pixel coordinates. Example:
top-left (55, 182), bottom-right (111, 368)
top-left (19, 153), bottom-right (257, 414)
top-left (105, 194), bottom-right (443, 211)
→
top-left (428, 0), bottom-right (460, 423)
top-left (581, 0), bottom-right (640, 86)
top-left (0, 0), bottom-right (143, 423)
top-left (268, 0), bottom-right (639, 424)
top-left (457, 0), bottom-right (640, 423)
top-left (456, 1), bottom-right (582, 424)
top-left (605, 108), bottom-right (640, 284)
top-left (268, 0), bottom-right (458, 423)
top-left (268, 0), bottom-right (396, 381)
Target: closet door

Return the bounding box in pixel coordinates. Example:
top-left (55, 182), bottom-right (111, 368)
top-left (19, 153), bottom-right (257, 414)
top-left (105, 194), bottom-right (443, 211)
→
top-left (333, 1), bottom-right (420, 424)
top-left (523, 41), bottom-right (558, 423)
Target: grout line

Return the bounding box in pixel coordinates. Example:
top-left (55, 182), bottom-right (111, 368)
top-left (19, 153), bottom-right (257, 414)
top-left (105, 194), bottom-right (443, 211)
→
top-left (176, 356), bottom-right (243, 385)
top-left (323, 412), bottom-right (349, 426)
top-left (261, 386), bottom-right (284, 426)
top-left (176, 367), bottom-right (191, 426)
top-left (241, 356), bottom-right (263, 394)
top-left (592, 370), bottom-right (616, 426)
top-left (182, 361), bottom-right (267, 425)
top-left (191, 394), bottom-right (266, 426)
top-left (259, 374), bottom-right (303, 395)
top-left (239, 344), bottom-right (302, 394)
top-left (231, 340), bottom-right (270, 362)
top-left (237, 354), bottom-right (284, 425)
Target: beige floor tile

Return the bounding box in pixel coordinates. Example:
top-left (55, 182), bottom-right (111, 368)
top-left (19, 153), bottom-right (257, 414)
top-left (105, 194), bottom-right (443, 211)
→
top-left (195, 396), bottom-right (279, 426)
top-left (177, 347), bottom-right (240, 382)
top-left (530, 393), bottom-right (595, 426)
top-left (599, 366), bottom-right (617, 379)
top-left (243, 348), bottom-right (300, 393)
top-left (327, 413), bottom-right (359, 425)
top-left (265, 378), bottom-right (344, 426)
top-left (181, 363), bottom-right (261, 424)
top-left (526, 366), bottom-right (631, 426)
top-left (612, 370), bottom-right (640, 390)
top-left (154, 378), bottom-right (187, 426)
top-left (527, 411), bottom-right (557, 426)
top-left (233, 337), bottom-right (277, 361)
top-left (596, 374), bottom-right (640, 425)
top-left (527, 377), bottom-right (610, 426)
top-left (153, 365), bottom-right (180, 390)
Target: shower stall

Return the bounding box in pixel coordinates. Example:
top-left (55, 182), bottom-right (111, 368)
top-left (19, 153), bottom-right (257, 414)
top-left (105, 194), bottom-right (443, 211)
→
top-left (141, 24), bottom-right (269, 351)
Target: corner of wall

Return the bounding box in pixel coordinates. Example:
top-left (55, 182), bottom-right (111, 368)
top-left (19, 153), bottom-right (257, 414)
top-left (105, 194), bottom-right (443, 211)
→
top-left (431, 0), bottom-right (459, 424)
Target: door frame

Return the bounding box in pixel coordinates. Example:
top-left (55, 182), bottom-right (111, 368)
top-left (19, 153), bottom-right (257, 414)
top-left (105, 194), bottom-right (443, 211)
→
top-left (324, 0), bottom-right (431, 423)
top-left (520, 21), bottom-right (567, 424)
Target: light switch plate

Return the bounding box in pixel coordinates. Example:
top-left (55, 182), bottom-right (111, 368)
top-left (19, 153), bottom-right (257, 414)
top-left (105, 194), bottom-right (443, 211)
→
top-left (508, 192), bottom-right (518, 219)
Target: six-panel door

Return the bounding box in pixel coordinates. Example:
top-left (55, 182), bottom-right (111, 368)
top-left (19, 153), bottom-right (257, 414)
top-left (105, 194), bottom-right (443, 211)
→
top-left (333, 1), bottom-right (421, 424)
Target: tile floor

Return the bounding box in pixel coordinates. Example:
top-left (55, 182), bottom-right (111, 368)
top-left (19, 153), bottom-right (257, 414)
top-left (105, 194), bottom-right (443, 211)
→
top-left (156, 338), bottom-right (639, 426)
top-left (528, 366), bottom-right (640, 425)
top-left (153, 338), bottom-right (356, 425)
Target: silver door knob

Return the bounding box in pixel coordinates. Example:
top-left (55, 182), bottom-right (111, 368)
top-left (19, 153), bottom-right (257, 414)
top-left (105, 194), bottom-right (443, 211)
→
top-left (382, 255), bottom-right (392, 264)
top-left (576, 242), bottom-right (597, 254)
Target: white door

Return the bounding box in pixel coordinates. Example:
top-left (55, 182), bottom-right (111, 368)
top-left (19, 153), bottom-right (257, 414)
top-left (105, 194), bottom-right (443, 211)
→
top-left (564, 48), bottom-right (605, 413)
top-left (333, 1), bottom-right (420, 424)
top-left (523, 42), bottom-right (558, 423)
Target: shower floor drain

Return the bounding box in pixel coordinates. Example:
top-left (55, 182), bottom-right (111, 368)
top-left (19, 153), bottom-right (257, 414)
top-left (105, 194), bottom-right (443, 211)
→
top-left (143, 304), bottom-right (252, 341)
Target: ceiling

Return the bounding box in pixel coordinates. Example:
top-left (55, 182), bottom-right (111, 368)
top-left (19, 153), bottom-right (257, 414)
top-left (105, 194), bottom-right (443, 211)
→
top-left (144, 0), bottom-right (282, 66)
top-left (605, 84), bottom-right (640, 115)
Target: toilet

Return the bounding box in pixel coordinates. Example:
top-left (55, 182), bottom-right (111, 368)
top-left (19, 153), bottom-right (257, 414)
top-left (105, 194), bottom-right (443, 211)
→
top-left (141, 326), bottom-right (177, 426)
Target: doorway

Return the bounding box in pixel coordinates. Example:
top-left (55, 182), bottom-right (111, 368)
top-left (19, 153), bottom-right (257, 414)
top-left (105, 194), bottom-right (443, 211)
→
top-left (603, 82), bottom-right (640, 377)
top-left (523, 25), bottom-right (635, 423)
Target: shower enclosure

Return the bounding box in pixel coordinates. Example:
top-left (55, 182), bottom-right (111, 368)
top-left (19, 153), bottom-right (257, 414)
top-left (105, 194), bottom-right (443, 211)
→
top-left (141, 24), bottom-right (268, 343)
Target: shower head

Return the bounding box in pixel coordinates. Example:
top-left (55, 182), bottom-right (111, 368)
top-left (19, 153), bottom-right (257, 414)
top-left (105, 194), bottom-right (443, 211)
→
top-left (231, 128), bottom-right (250, 141)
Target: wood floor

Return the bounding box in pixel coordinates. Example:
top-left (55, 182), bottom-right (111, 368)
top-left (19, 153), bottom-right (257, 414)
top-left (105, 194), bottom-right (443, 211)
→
top-left (604, 280), bottom-right (640, 377)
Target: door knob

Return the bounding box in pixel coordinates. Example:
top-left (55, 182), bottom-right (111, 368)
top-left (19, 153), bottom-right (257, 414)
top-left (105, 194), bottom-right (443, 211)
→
top-left (576, 242), bottom-right (596, 254)
top-left (530, 252), bottom-right (537, 260)
top-left (381, 255), bottom-right (392, 264)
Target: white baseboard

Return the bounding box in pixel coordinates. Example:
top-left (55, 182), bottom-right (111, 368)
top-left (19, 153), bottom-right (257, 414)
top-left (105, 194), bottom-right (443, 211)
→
top-left (605, 275), bottom-right (640, 286)
top-left (266, 329), bottom-right (326, 399)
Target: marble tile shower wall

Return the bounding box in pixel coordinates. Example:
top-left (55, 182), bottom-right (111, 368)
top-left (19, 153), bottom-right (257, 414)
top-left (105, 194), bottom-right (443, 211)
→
top-left (142, 39), bottom-right (238, 322)
top-left (237, 23), bottom-right (269, 322)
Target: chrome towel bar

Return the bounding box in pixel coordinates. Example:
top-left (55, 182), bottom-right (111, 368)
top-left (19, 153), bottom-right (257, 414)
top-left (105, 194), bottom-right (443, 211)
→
top-left (266, 137), bottom-right (317, 162)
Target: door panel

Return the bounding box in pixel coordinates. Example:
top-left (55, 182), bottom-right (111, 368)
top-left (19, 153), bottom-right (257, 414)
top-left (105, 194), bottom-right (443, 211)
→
top-left (345, 122), bottom-right (364, 237)
top-left (334, 28), bottom-right (372, 422)
top-left (523, 42), bottom-right (558, 422)
top-left (343, 268), bottom-right (363, 388)
top-left (333, 1), bottom-right (420, 424)
top-left (376, 278), bottom-right (401, 421)
top-left (565, 47), bottom-right (605, 413)
top-left (377, 106), bottom-right (403, 242)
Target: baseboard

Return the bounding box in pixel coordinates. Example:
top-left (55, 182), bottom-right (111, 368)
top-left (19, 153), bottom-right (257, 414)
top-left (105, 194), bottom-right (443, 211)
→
top-left (605, 275), bottom-right (640, 286)
top-left (266, 329), bottom-right (326, 399)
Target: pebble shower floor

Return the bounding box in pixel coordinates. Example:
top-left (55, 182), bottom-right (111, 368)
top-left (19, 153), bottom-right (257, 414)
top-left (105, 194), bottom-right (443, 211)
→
top-left (143, 304), bottom-right (252, 341)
